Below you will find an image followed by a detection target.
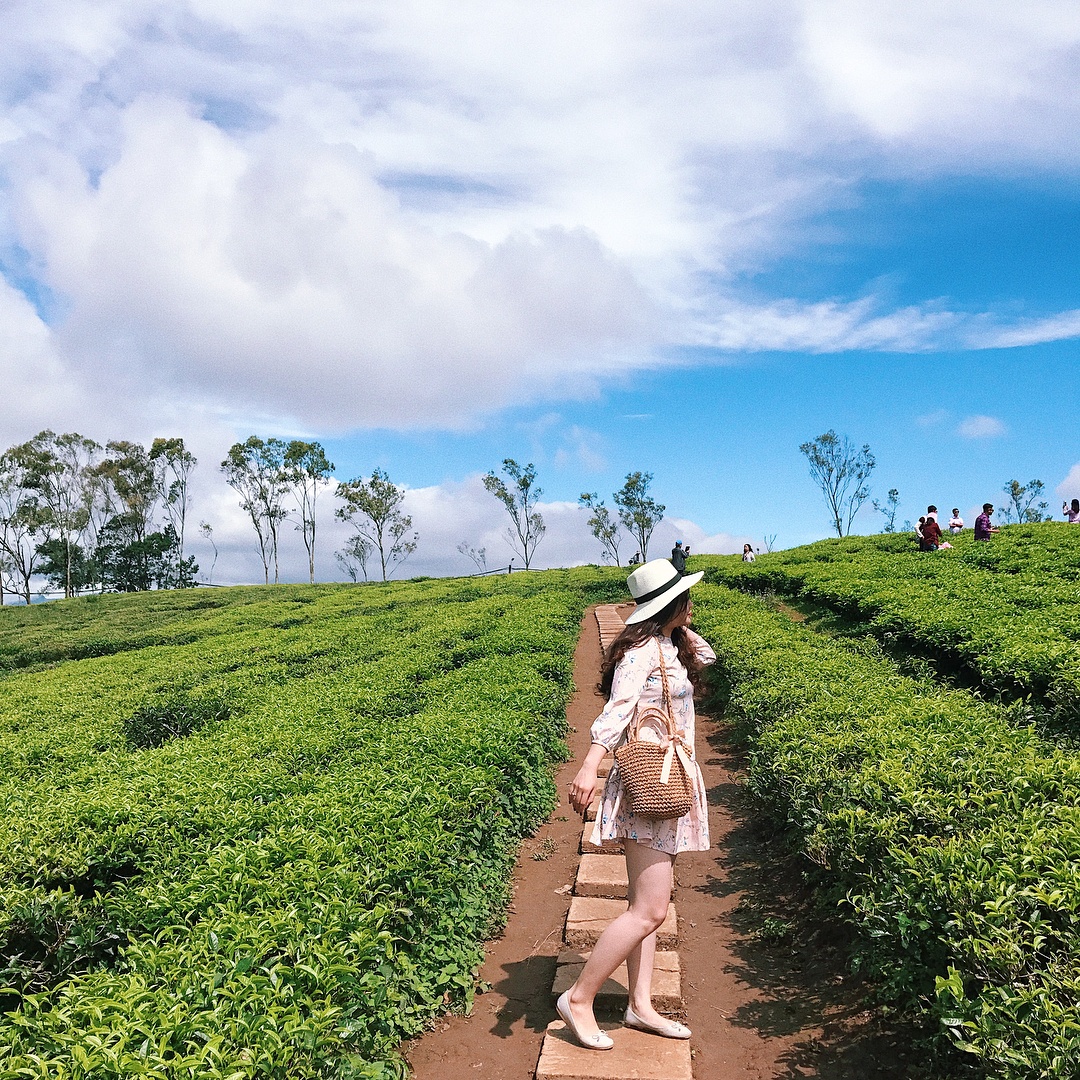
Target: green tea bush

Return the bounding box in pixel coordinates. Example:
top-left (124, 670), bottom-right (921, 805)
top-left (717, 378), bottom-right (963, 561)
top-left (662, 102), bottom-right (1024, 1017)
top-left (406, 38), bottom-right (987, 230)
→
top-left (0, 567), bottom-right (623, 1078)
top-left (123, 686), bottom-right (233, 749)
top-left (700, 524), bottom-right (1080, 726)
top-left (693, 583), bottom-right (1080, 1079)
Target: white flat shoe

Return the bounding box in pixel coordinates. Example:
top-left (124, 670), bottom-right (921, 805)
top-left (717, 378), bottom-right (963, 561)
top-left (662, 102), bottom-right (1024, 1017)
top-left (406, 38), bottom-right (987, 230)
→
top-left (556, 991), bottom-right (614, 1050)
top-left (624, 1005), bottom-right (692, 1040)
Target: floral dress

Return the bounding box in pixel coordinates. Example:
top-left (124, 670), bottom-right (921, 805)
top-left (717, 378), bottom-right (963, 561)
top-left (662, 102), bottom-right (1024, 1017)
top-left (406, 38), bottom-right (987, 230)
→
top-left (589, 630), bottom-right (715, 855)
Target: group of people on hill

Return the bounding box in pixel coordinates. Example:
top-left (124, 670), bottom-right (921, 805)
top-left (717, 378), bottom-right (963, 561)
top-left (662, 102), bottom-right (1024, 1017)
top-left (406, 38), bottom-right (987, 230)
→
top-left (916, 498), bottom-right (1080, 551)
top-left (915, 505), bottom-right (960, 551)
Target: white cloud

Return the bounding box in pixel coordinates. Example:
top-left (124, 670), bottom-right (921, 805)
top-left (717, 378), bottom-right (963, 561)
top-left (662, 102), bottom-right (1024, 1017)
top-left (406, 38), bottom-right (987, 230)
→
top-left (1057, 463), bottom-right (1080, 501)
top-left (179, 472), bottom-right (741, 584)
top-left (956, 414), bottom-right (1007, 439)
top-left (4, 1), bottom-right (1080, 436)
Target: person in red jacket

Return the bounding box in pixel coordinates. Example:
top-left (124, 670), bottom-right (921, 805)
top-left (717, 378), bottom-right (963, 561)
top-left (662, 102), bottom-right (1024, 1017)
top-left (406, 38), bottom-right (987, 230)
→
top-left (920, 516), bottom-right (943, 551)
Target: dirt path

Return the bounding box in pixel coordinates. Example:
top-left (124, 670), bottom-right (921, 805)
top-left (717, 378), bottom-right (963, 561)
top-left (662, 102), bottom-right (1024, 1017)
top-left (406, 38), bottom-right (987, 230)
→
top-left (405, 606), bottom-right (920, 1079)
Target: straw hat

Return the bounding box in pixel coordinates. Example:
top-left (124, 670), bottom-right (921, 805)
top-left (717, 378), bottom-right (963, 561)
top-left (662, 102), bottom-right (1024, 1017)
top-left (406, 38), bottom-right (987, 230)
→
top-left (624, 558), bottom-right (704, 624)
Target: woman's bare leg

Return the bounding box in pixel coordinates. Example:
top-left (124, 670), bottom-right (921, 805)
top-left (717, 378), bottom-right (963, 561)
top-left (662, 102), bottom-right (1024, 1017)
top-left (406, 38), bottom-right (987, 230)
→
top-left (563, 841), bottom-right (674, 1041)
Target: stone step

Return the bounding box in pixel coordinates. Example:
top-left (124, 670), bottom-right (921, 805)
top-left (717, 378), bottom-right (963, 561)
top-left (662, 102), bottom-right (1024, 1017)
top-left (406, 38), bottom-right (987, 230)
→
top-left (575, 854), bottom-right (629, 899)
top-left (596, 759), bottom-right (611, 778)
top-left (536, 1020), bottom-right (692, 1080)
top-left (585, 795), bottom-right (602, 822)
top-left (579, 821), bottom-right (623, 855)
top-left (551, 949), bottom-right (682, 1012)
top-left (565, 897), bottom-right (677, 950)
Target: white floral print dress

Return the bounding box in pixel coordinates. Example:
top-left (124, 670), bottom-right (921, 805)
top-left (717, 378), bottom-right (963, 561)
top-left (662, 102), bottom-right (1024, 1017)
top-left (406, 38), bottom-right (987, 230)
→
top-left (589, 630), bottom-right (715, 854)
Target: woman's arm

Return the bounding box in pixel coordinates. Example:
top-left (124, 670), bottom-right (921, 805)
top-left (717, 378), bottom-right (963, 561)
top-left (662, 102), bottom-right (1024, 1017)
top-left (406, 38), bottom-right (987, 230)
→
top-left (569, 641), bottom-right (655, 816)
top-left (683, 627), bottom-right (716, 665)
top-left (569, 742), bottom-right (609, 816)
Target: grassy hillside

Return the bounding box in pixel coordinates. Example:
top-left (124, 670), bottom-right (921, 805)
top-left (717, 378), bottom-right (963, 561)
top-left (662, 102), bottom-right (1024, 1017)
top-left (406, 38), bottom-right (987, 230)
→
top-left (698, 523), bottom-right (1080, 727)
top-left (0, 569), bottom-right (622, 1079)
top-left (691, 527), bottom-right (1080, 1079)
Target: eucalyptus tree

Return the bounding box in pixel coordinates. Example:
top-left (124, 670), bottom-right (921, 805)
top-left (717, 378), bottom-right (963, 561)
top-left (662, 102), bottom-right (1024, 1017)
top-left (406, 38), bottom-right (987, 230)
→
top-left (579, 492), bottom-right (623, 565)
top-left (798, 430), bottom-right (876, 537)
top-left (336, 534), bottom-right (374, 582)
top-left (873, 488), bottom-right (901, 533)
top-left (456, 540), bottom-right (487, 573)
top-left (0, 445), bottom-right (51, 604)
top-left (335, 468), bottom-right (417, 582)
top-left (150, 437), bottom-right (197, 573)
top-left (284, 440), bottom-right (334, 584)
top-left (613, 471), bottom-right (665, 561)
top-left (21, 430), bottom-right (102, 597)
top-left (221, 436), bottom-right (290, 584)
top-left (483, 459), bottom-right (545, 569)
top-left (1001, 479), bottom-right (1049, 524)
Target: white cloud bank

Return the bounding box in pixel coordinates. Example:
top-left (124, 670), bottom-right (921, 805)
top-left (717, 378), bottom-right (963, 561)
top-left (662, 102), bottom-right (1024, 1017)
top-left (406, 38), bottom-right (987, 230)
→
top-left (956, 414), bottom-right (1007, 439)
top-left (4, 0), bottom-right (1080, 441)
top-left (176, 473), bottom-right (749, 586)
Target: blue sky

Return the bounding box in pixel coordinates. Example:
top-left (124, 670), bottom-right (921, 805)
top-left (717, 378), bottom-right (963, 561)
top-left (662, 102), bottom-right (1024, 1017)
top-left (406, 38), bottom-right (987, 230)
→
top-left (2, 2), bottom-right (1080, 580)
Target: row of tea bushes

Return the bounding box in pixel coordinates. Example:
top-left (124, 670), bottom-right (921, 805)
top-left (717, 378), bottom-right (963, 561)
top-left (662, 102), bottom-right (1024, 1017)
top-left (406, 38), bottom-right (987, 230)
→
top-left (0, 569), bottom-right (623, 1078)
top-left (700, 524), bottom-right (1080, 725)
top-left (693, 583), bottom-right (1080, 1079)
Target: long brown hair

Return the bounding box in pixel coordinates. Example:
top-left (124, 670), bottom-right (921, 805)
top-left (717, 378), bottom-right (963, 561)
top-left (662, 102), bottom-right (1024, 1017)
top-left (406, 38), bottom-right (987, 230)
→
top-left (599, 590), bottom-right (704, 698)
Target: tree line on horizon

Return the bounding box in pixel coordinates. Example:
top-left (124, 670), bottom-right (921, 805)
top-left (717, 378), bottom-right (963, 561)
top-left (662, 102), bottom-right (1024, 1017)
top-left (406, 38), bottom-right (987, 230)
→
top-left (799, 428), bottom-right (1055, 537)
top-left (0, 431), bottom-right (671, 604)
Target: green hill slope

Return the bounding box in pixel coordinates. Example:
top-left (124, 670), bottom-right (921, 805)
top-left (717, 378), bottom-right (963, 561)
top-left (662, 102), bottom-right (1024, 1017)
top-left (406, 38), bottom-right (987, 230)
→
top-left (0, 570), bottom-right (622, 1079)
top-left (699, 523), bottom-right (1080, 725)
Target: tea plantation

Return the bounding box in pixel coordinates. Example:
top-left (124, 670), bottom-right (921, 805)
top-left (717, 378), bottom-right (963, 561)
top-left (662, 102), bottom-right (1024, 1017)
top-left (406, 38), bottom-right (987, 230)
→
top-left (0, 570), bottom-right (622, 1079)
top-left (702, 523), bottom-right (1080, 727)
top-left (693, 525), bottom-right (1080, 1079)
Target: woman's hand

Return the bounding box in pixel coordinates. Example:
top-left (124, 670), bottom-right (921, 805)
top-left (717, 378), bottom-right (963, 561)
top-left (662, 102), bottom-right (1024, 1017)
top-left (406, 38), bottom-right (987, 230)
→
top-left (569, 764), bottom-right (598, 817)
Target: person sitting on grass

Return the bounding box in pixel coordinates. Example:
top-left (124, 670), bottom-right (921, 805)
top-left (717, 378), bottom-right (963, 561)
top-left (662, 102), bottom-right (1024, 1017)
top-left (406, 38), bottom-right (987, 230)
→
top-left (974, 503), bottom-right (998, 541)
top-left (920, 515), bottom-right (943, 551)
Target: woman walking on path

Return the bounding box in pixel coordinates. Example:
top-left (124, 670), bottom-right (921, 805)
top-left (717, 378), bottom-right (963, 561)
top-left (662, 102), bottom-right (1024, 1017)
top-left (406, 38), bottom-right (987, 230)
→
top-left (561, 559), bottom-right (714, 1050)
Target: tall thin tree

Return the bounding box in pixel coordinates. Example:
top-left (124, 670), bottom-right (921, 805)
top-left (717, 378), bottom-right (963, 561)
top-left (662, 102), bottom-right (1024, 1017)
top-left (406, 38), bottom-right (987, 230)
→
top-left (150, 437), bottom-right (197, 577)
top-left (798, 430), bottom-right (876, 537)
top-left (483, 459), bottom-right (546, 569)
top-left (335, 468), bottom-right (417, 581)
top-left (579, 492), bottom-right (623, 565)
top-left (221, 437), bottom-right (289, 584)
top-left (284, 441), bottom-right (334, 584)
top-left (22, 430), bottom-right (102, 598)
top-left (613, 471), bottom-right (665, 562)
top-left (1001, 479), bottom-right (1049, 524)
top-left (0, 444), bottom-right (50, 604)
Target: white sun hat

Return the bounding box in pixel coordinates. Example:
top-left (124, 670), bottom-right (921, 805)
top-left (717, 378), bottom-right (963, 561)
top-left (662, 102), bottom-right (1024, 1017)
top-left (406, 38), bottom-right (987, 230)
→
top-left (623, 558), bottom-right (704, 625)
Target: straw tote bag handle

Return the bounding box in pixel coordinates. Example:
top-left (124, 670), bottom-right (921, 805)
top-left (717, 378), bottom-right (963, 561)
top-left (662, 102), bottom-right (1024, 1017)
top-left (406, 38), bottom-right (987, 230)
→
top-left (613, 638), bottom-right (695, 820)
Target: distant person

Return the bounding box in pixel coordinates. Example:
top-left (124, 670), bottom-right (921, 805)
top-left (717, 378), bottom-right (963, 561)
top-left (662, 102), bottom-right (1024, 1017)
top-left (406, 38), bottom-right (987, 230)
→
top-left (948, 508), bottom-right (964, 534)
top-left (741, 544), bottom-right (756, 562)
top-left (628, 551), bottom-right (641, 566)
top-left (915, 516), bottom-right (926, 542)
top-left (926, 505), bottom-right (939, 522)
top-left (670, 541), bottom-right (688, 573)
top-left (920, 515), bottom-right (943, 551)
top-left (1064, 499), bottom-right (1080, 524)
top-left (974, 504), bottom-right (998, 541)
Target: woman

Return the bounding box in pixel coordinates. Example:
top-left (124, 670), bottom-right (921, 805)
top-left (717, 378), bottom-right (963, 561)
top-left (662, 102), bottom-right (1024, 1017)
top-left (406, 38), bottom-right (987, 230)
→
top-left (1064, 498), bottom-right (1080, 523)
top-left (741, 543), bottom-right (756, 562)
top-left (560, 559), bottom-right (713, 1050)
top-left (920, 515), bottom-right (943, 551)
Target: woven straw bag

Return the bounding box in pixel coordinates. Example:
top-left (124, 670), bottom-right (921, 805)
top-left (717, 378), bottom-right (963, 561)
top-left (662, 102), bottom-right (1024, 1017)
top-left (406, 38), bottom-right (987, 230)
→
top-left (614, 640), bottom-right (694, 820)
